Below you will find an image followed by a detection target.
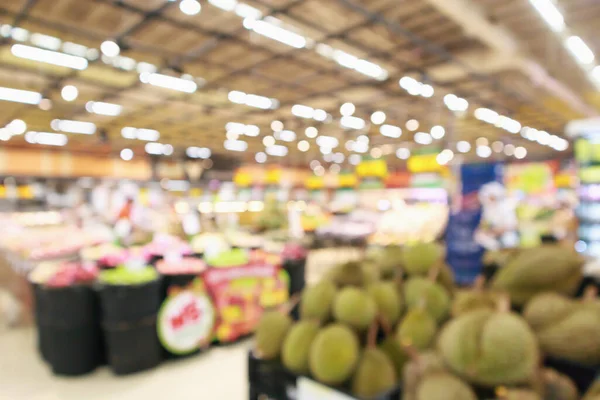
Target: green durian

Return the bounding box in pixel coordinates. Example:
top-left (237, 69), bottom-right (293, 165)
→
top-left (300, 280), bottom-right (337, 321)
top-left (333, 287), bottom-right (377, 330)
top-left (368, 281), bottom-right (403, 326)
top-left (281, 320), bottom-right (320, 374)
top-left (254, 311), bottom-right (292, 359)
top-left (404, 277), bottom-right (450, 323)
top-left (351, 348), bottom-right (397, 399)
top-left (309, 324), bottom-right (360, 385)
top-left (416, 372), bottom-right (477, 400)
top-left (397, 308), bottom-right (437, 350)
top-left (403, 242), bottom-right (444, 275)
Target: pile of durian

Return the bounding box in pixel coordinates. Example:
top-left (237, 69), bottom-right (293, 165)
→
top-left (254, 242), bottom-right (599, 400)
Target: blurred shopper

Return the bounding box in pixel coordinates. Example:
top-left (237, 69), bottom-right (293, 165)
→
top-left (475, 182), bottom-right (519, 250)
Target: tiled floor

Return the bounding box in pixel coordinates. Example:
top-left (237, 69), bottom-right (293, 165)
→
top-left (0, 328), bottom-right (250, 400)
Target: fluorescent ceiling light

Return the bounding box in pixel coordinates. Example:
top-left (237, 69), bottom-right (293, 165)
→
top-left (476, 145), bottom-right (492, 158)
top-left (266, 145), bottom-right (288, 157)
top-left (235, 3), bottom-right (262, 19)
top-left (51, 119), bottom-right (96, 135)
top-left (224, 139), bottom-right (248, 152)
top-left (305, 127), bottom-right (318, 138)
top-left (11, 44), bottom-right (88, 70)
top-left (396, 148), bottom-right (410, 159)
top-left (340, 102), bottom-right (355, 116)
top-left (528, 0), bottom-right (565, 32)
top-left (145, 142), bottom-right (173, 155)
top-left (276, 130), bottom-right (296, 142)
top-left (10, 27), bottom-right (29, 42)
top-left (316, 136), bottom-right (339, 148)
top-left (0, 86), bottom-right (42, 105)
top-left (514, 146), bottom-right (527, 159)
top-left (313, 109), bottom-right (328, 121)
top-left (430, 125), bottom-right (445, 139)
top-left (7, 119), bottom-right (26, 135)
top-left (186, 147), bottom-right (211, 159)
top-left (331, 49), bottom-right (388, 80)
top-left (297, 140), bottom-right (310, 152)
top-left (244, 19), bottom-right (307, 49)
top-left (120, 149), bottom-right (133, 161)
top-left (292, 104), bottom-right (314, 119)
top-left (474, 108), bottom-right (499, 124)
top-left (444, 94), bottom-right (469, 112)
top-left (180, 0), bottom-right (201, 15)
top-left (255, 152), bottom-right (267, 163)
top-left (208, 0), bottom-right (238, 11)
top-left (228, 90), bottom-right (278, 109)
top-left (122, 127), bottom-right (160, 141)
top-left (565, 36), bottom-right (595, 65)
top-left (86, 101), bottom-right (122, 116)
top-left (25, 131), bottom-right (68, 146)
top-left (414, 132), bottom-right (433, 145)
top-left (100, 41), bottom-right (120, 57)
top-left (140, 72), bottom-right (198, 93)
top-left (30, 33), bottom-right (61, 51)
top-left (380, 124), bottom-right (402, 138)
top-left (371, 111), bottom-right (386, 125)
top-left (340, 116), bottom-right (366, 130)
top-left (456, 141), bottom-right (471, 153)
top-left (61, 85), bottom-right (78, 102)
top-left (62, 42), bottom-right (88, 57)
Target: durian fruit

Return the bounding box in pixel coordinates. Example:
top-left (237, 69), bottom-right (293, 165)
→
top-left (367, 281), bottom-right (403, 326)
top-left (402, 351), bottom-right (448, 400)
top-left (367, 246), bottom-right (403, 280)
top-left (402, 242), bottom-right (444, 276)
top-left (254, 311), bottom-right (292, 359)
top-left (378, 336), bottom-right (409, 379)
top-left (583, 380), bottom-right (600, 400)
top-left (523, 291), bottom-right (600, 365)
top-left (327, 261), bottom-right (379, 288)
top-left (415, 372), bottom-right (477, 400)
top-left (451, 276), bottom-right (499, 317)
top-left (309, 324), bottom-right (360, 386)
top-left (300, 280), bottom-right (337, 322)
top-left (333, 287), bottom-right (377, 330)
top-left (491, 246), bottom-right (584, 306)
top-left (540, 368), bottom-right (578, 400)
top-left (437, 263), bottom-right (456, 295)
top-left (281, 320), bottom-right (320, 374)
top-left (497, 388), bottom-right (542, 400)
top-left (437, 307), bottom-right (539, 387)
top-left (397, 307), bottom-right (437, 350)
top-left (404, 277), bottom-right (450, 323)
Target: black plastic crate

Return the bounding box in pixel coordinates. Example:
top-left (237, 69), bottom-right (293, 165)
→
top-left (97, 278), bottom-right (163, 323)
top-left (41, 324), bottom-right (103, 376)
top-left (33, 284), bottom-right (100, 326)
top-left (545, 357), bottom-right (599, 393)
top-left (103, 316), bottom-right (162, 375)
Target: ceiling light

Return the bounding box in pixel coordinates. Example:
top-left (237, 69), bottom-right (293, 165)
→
top-left (10, 27), bottom-right (29, 41)
top-left (266, 144), bottom-right (288, 157)
top-left (370, 111), bottom-right (386, 125)
top-left (208, 0), bottom-right (237, 11)
top-left (51, 119), bottom-right (96, 135)
top-left (396, 148), bottom-right (410, 160)
top-left (244, 19), bottom-right (307, 49)
top-left (514, 146), bottom-right (527, 159)
top-left (271, 120), bottom-right (283, 132)
top-left (62, 42), bottom-right (88, 57)
top-left (61, 85), bottom-right (78, 101)
top-left (421, 84), bottom-right (434, 98)
top-left (320, 146), bottom-right (332, 155)
top-left (456, 141), bottom-right (471, 153)
top-left (137, 62), bottom-right (157, 74)
top-left (7, 119), bottom-right (26, 135)
top-left (225, 122), bottom-right (245, 132)
top-left (0, 129), bottom-right (10, 141)
top-left (349, 154), bottom-right (361, 165)
top-left (277, 130), bottom-right (296, 142)
top-left (528, 0), bottom-right (565, 32)
top-left (228, 90), bottom-right (277, 109)
top-left (313, 109), bottom-right (328, 122)
top-left (226, 131), bottom-right (239, 140)
top-left (340, 102), bottom-right (355, 116)
top-left (186, 147), bottom-right (211, 159)
top-left (235, 3), bottom-right (262, 19)
top-left (85, 101), bottom-right (122, 116)
top-left (316, 136), bottom-right (339, 148)
top-left (340, 116), bottom-right (366, 130)
top-left (476, 145), bottom-right (492, 158)
top-left (255, 152), bottom-right (267, 163)
top-left (504, 144), bottom-right (515, 156)
top-left (120, 148), bottom-right (133, 161)
top-left (345, 140), bottom-right (355, 151)
top-left (263, 136), bottom-right (275, 147)
top-left (333, 153), bottom-right (345, 163)
top-left (474, 108), bottom-right (499, 124)
top-left (25, 131), bottom-right (68, 146)
top-left (436, 149), bottom-right (454, 165)
top-left (444, 94), bottom-right (469, 112)
top-left (121, 127), bottom-right (160, 141)
top-left (310, 160), bottom-right (321, 170)
top-left (565, 36), bottom-right (595, 65)
top-left (430, 125), bottom-right (445, 139)
top-left (314, 165), bottom-right (325, 176)
top-left (593, 66), bottom-right (600, 82)
top-left (380, 124), bottom-right (402, 138)
top-left (292, 104), bottom-right (314, 118)
top-left (140, 72), bottom-right (197, 93)
top-left (11, 44), bottom-right (88, 70)
top-left (356, 135), bottom-right (369, 144)
top-left (226, 122), bottom-right (259, 137)
top-left (305, 127), bottom-right (318, 138)
top-left (370, 147), bottom-right (382, 158)
top-left (100, 41), bottom-right (120, 57)
top-left (414, 132), bottom-right (433, 145)
top-left (31, 33), bottom-right (61, 51)
top-left (0, 87), bottom-right (42, 105)
top-left (352, 141), bottom-right (369, 153)
top-left (406, 119), bottom-right (419, 131)
top-left (492, 141), bottom-right (504, 153)
top-left (224, 140), bottom-right (247, 152)
top-left (39, 98), bottom-right (52, 110)
top-left (329, 164), bottom-right (340, 174)
top-left (145, 142), bottom-right (171, 155)
top-left (298, 140), bottom-right (310, 152)
top-left (245, 125), bottom-right (260, 137)
top-left (476, 137), bottom-right (489, 147)
top-left (180, 0), bottom-right (201, 15)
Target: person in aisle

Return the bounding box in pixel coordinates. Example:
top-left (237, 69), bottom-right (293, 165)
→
top-left (552, 192), bottom-right (578, 246)
top-left (475, 182), bottom-right (519, 251)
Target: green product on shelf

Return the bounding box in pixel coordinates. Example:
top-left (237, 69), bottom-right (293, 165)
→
top-left (99, 266), bottom-right (159, 285)
top-left (205, 248), bottom-right (249, 268)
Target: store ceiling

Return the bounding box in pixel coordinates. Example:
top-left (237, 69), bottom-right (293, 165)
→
top-left (0, 0), bottom-right (598, 167)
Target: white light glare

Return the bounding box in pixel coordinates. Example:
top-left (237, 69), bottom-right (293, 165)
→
top-left (180, 0), bottom-right (202, 15)
top-left (456, 141), bottom-right (471, 153)
top-left (7, 119), bottom-right (26, 135)
top-left (305, 127), bottom-right (318, 138)
top-left (436, 149), bottom-right (454, 165)
top-left (371, 111), bottom-right (386, 125)
top-left (85, 101), bottom-right (122, 116)
top-left (228, 90), bottom-right (278, 109)
top-left (11, 44), bottom-right (88, 70)
top-left (208, 0), bottom-right (237, 11)
top-left (430, 125), bottom-right (445, 139)
top-left (100, 41), bottom-right (120, 57)
top-left (271, 120), bottom-right (283, 132)
top-left (25, 131), bottom-right (68, 146)
top-left (380, 124), bottom-right (402, 138)
top-left (122, 127), bottom-right (160, 141)
top-left (349, 154), bottom-right (361, 165)
top-left (340, 102), bottom-right (355, 116)
top-left (51, 119), bottom-right (96, 135)
top-left (140, 72), bottom-right (197, 93)
top-left (396, 148), bottom-right (410, 160)
top-left (226, 122), bottom-right (260, 137)
top-left (186, 147), bottom-right (211, 159)
top-left (316, 136), bottom-right (339, 148)
top-left (298, 140), bottom-right (310, 152)
top-left (235, 3), bottom-right (262, 19)
top-left (406, 119), bottom-right (419, 131)
top-left (329, 49), bottom-right (388, 80)
top-left (514, 146), bottom-right (527, 159)
top-left (31, 33), bottom-right (61, 51)
top-left (399, 77), bottom-right (434, 97)
top-left (474, 108), bottom-right (499, 124)
top-left (565, 36), bottom-right (595, 65)
top-left (443, 94), bottom-right (469, 112)
top-left (276, 130), bottom-right (296, 142)
top-left (243, 18), bottom-right (307, 49)
top-left (414, 132), bottom-right (433, 145)
top-left (291, 104), bottom-right (326, 121)
top-left (224, 139), bottom-right (248, 152)
top-left (145, 142), bottom-right (173, 155)
top-left (528, 0), bottom-right (565, 33)
top-left (255, 152), bottom-right (267, 163)
top-left (340, 116), bottom-right (366, 130)
top-left (120, 148), bottom-right (133, 161)
top-left (61, 85), bottom-right (78, 101)
top-left (0, 87), bottom-right (42, 105)
top-left (476, 145), bottom-right (492, 158)
top-left (266, 145), bottom-right (288, 157)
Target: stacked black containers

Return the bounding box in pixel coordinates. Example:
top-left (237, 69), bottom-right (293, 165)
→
top-left (97, 278), bottom-right (163, 374)
top-left (34, 284), bottom-right (103, 375)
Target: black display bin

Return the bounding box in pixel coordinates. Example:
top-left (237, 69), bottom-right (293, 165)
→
top-left (97, 278), bottom-right (163, 323)
top-left (102, 316), bottom-right (162, 375)
top-left (545, 357), bottom-right (599, 394)
top-left (33, 283), bottom-right (103, 376)
top-left (282, 257), bottom-right (306, 297)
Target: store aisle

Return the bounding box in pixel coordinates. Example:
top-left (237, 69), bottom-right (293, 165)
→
top-left (0, 328), bottom-right (249, 400)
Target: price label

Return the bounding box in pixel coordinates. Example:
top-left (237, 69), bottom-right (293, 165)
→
top-left (297, 377), bottom-right (354, 400)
